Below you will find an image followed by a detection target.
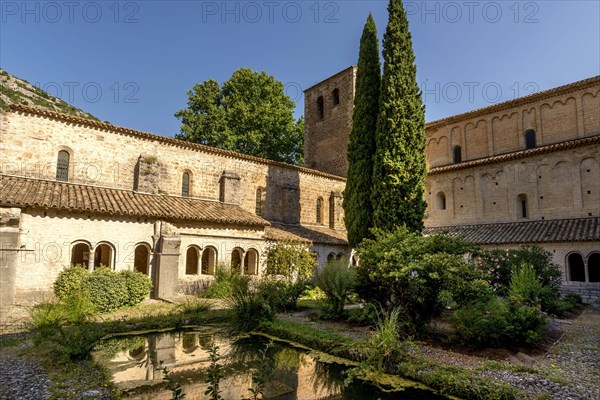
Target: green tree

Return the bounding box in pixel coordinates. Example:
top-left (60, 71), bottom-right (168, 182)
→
top-left (175, 68), bottom-right (304, 165)
top-left (343, 13), bottom-right (381, 247)
top-left (371, 0), bottom-right (427, 233)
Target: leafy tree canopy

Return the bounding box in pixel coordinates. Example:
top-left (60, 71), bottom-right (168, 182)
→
top-left (175, 68), bottom-right (304, 165)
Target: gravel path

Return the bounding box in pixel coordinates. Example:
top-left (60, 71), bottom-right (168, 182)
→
top-left (0, 339), bottom-right (52, 400)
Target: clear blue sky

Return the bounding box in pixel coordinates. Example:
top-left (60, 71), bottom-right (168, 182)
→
top-left (1, 1), bottom-right (599, 137)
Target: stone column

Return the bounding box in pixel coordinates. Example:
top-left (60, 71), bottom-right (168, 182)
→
top-left (219, 171), bottom-right (241, 204)
top-left (154, 222), bottom-right (181, 301)
top-left (0, 208), bottom-right (21, 313)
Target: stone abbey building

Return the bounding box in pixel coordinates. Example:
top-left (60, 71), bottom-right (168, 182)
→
top-left (1, 68), bottom-right (599, 310)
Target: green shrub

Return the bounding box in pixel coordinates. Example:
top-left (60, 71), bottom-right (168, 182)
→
top-left (255, 278), bottom-right (308, 312)
top-left (509, 265), bottom-right (543, 306)
top-left (53, 265), bottom-right (89, 300)
top-left (119, 269), bottom-right (153, 306)
top-left (228, 288), bottom-right (275, 333)
top-left (313, 259), bottom-right (356, 318)
top-left (356, 228), bottom-right (475, 330)
top-left (85, 267), bottom-right (129, 313)
top-left (204, 264), bottom-right (250, 299)
top-left (364, 308), bottom-right (408, 371)
top-left (451, 296), bottom-right (547, 347)
top-left (265, 240), bottom-right (317, 281)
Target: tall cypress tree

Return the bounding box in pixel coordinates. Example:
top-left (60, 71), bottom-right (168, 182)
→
top-left (371, 0), bottom-right (427, 233)
top-left (343, 13), bottom-right (381, 248)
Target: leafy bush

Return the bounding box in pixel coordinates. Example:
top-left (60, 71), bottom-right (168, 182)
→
top-left (313, 259), bottom-right (356, 318)
top-left (362, 308), bottom-right (408, 371)
top-left (508, 265), bottom-right (543, 306)
top-left (120, 269), bottom-right (153, 306)
top-left (53, 265), bottom-right (152, 313)
top-left (255, 278), bottom-right (308, 311)
top-left (53, 265), bottom-right (89, 300)
top-left (85, 267), bottom-right (129, 313)
top-left (475, 246), bottom-right (562, 311)
top-left (204, 264), bottom-right (250, 298)
top-left (451, 296), bottom-right (547, 347)
top-left (356, 228), bottom-right (476, 330)
top-left (265, 240), bottom-right (317, 281)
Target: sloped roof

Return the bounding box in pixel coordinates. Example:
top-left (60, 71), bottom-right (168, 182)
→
top-left (424, 218), bottom-right (600, 245)
top-left (0, 175), bottom-right (268, 227)
top-left (264, 223), bottom-right (349, 246)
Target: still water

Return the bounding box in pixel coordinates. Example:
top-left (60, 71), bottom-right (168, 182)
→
top-left (93, 328), bottom-right (446, 400)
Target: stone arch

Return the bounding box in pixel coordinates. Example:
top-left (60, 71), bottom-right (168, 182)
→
top-left (435, 191), bottom-right (446, 210)
top-left (185, 246), bottom-right (200, 275)
top-left (316, 197), bottom-right (323, 224)
top-left (581, 157), bottom-right (600, 211)
top-left (540, 97), bottom-right (578, 143)
top-left (231, 247), bottom-right (244, 273)
top-left (56, 149), bottom-right (71, 182)
top-left (317, 96), bottom-right (324, 120)
top-left (336, 252), bottom-right (344, 260)
top-left (332, 88), bottom-right (340, 106)
top-left (427, 136), bottom-right (449, 166)
top-left (491, 112), bottom-right (519, 153)
top-left (70, 241), bottom-right (91, 267)
top-left (588, 253), bottom-right (600, 283)
top-left (244, 248), bottom-right (259, 275)
top-left (567, 252), bottom-right (585, 282)
top-left (516, 193), bottom-right (529, 219)
top-left (181, 170), bottom-right (192, 197)
top-left (201, 246), bottom-right (217, 275)
top-left (327, 252), bottom-right (335, 263)
top-left (93, 242), bottom-right (114, 269)
top-left (464, 120), bottom-right (488, 160)
top-left (134, 243), bottom-right (151, 275)
top-left (582, 91), bottom-right (600, 134)
top-left (182, 332), bottom-right (198, 354)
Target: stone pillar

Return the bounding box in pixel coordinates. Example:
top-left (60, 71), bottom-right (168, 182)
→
top-left (153, 222), bottom-right (181, 301)
top-left (0, 208), bottom-right (21, 312)
top-left (134, 154), bottom-right (165, 195)
top-left (219, 171), bottom-right (241, 204)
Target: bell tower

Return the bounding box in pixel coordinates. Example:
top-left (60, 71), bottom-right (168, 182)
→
top-left (304, 66), bottom-right (357, 177)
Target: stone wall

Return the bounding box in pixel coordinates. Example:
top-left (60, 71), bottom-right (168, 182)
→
top-left (425, 144), bottom-right (600, 226)
top-left (0, 109), bottom-right (346, 230)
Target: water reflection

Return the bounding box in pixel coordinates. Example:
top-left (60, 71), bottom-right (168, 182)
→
top-left (93, 329), bottom-right (446, 400)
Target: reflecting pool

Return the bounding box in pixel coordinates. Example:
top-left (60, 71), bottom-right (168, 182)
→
top-left (93, 328), bottom-right (446, 400)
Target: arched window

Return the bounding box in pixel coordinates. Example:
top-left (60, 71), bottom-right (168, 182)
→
top-left (517, 194), bottom-right (528, 219)
top-left (94, 243), bottom-right (113, 269)
top-left (182, 172), bottom-right (191, 197)
top-left (185, 247), bottom-right (199, 275)
top-left (316, 197), bottom-right (323, 224)
top-left (332, 88), bottom-right (340, 106)
top-left (231, 248), bottom-right (243, 273)
top-left (134, 244), bottom-right (150, 275)
top-left (453, 146), bottom-right (462, 164)
top-left (436, 192), bottom-right (446, 210)
top-left (336, 252), bottom-right (344, 260)
top-left (317, 96), bottom-right (324, 120)
top-left (525, 129), bottom-right (536, 149)
top-left (182, 333), bottom-right (198, 354)
top-left (71, 242), bottom-right (90, 267)
top-left (201, 247), bottom-right (217, 275)
top-left (568, 253), bottom-right (585, 282)
top-left (244, 249), bottom-right (259, 275)
top-left (327, 253), bottom-right (335, 263)
top-left (588, 253), bottom-right (600, 283)
top-left (329, 194), bottom-right (335, 229)
top-left (255, 188), bottom-right (262, 216)
top-left (56, 150), bottom-right (70, 182)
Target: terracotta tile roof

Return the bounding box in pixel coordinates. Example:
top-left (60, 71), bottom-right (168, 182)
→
top-left (425, 75), bottom-right (600, 129)
top-left (424, 218), bottom-right (600, 245)
top-left (428, 134), bottom-right (600, 175)
top-left (0, 175), bottom-right (268, 227)
top-left (7, 104), bottom-right (347, 182)
top-left (264, 223), bottom-right (349, 246)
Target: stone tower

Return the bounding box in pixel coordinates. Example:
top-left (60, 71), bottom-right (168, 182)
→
top-left (304, 66), bottom-right (357, 177)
